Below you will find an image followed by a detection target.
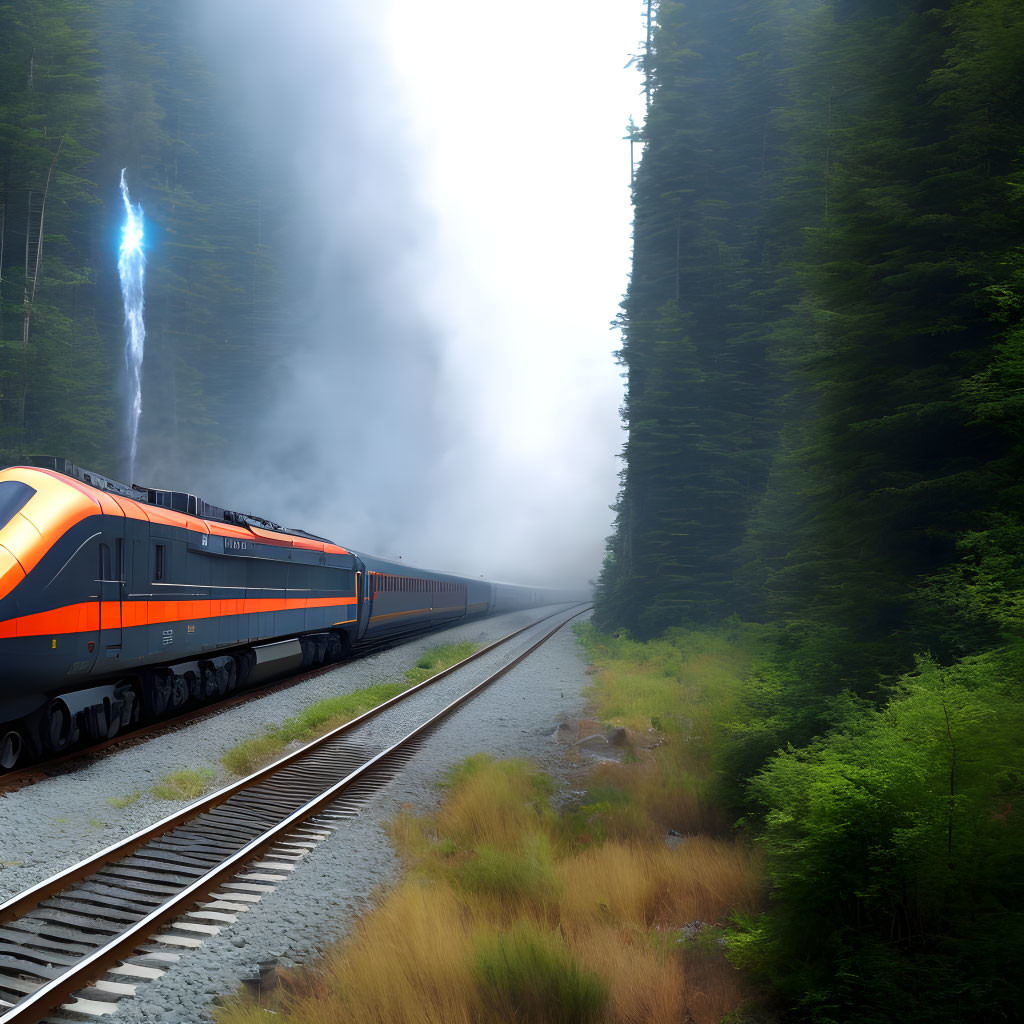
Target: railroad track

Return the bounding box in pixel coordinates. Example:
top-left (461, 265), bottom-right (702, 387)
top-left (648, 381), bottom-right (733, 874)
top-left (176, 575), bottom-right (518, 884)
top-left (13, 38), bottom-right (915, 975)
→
top-left (0, 603), bottom-right (590, 1022)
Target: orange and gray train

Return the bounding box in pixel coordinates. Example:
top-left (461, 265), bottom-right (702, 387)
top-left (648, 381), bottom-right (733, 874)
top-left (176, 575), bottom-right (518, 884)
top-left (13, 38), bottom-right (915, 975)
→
top-left (0, 459), bottom-right (570, 768)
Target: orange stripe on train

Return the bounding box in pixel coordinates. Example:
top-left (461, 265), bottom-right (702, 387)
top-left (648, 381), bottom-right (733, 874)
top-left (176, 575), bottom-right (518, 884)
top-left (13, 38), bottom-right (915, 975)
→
top-left (0, 595), bottom-right (358, 640)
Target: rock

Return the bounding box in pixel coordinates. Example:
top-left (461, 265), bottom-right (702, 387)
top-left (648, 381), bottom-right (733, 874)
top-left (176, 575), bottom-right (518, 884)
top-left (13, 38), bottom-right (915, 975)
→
top-left (606, 726), bottom-right (628, 746)
top-left (553, 722), bottom-right (575, 742)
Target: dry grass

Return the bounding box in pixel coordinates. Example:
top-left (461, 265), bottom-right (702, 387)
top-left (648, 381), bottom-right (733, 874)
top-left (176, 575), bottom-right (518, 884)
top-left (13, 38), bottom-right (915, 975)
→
top-left (559, 838), bottom-right (762, 932)
top-left (434, 754), bottom-right (555, 851)
top-left (584, 757), bottom-right (733, 838)
top-left (570, 924), bottom-right (684, 1023)
top-left (215, 750), bottom-right (765, 1024)
top-left (238, 885), bottom-right (480, 1024)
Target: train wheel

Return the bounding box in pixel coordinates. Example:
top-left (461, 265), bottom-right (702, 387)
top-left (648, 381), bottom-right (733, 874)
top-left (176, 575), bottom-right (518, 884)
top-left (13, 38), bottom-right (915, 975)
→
top-left (141, 670), bottom-right (172, 718)
top-left (222, 657), bottom-right (238, 695)
top-left (327, 631), bottom-right (350, 662)
top-left (114, 681), bottom-right (141, 730)
top-left (169, 674), bottom-right (190, 711)
top-left (41, 700), bottom-right (73, 755)
top-left (0, 729), bottom-right (23, 770)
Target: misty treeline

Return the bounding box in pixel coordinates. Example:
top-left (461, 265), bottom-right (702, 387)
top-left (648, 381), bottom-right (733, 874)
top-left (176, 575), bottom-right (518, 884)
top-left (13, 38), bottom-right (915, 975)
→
top-left (0, 0), bottom-right (283, 475)
top-left (596, 0), bottom-right (1024, 1020)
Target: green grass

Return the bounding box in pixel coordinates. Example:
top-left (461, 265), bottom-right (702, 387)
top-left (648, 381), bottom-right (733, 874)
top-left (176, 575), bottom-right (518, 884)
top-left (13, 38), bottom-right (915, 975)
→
top-left (220, 641), bottom-right (479, 776)
top-left (151, 768), bottom-right (214, 801)
top-left (404, 641), bottom-right (477, 685)
top-left (107, 790), bottom-right (142, 809)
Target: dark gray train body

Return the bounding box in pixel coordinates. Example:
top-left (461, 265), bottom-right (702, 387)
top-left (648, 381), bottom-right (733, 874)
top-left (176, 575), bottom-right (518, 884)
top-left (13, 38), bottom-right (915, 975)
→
top-left (0, 460), bottom-right (585, 767)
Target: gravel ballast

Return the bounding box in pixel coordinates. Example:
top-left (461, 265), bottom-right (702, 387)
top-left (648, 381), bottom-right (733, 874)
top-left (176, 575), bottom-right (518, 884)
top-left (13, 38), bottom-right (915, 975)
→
top-left (0, 605), bottom-right (596, 1022)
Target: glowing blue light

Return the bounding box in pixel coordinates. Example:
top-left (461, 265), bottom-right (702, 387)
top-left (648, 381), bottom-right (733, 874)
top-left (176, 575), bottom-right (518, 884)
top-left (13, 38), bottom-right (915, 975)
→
top-left (118, 169), bottom-right (147, 481)
top-left (121, 206), bottom-right (143, 257)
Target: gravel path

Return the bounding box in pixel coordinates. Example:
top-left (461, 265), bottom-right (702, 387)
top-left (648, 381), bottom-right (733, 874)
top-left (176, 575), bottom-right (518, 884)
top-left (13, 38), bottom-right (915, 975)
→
top-left (0, 605), bottom-right (596, 1022)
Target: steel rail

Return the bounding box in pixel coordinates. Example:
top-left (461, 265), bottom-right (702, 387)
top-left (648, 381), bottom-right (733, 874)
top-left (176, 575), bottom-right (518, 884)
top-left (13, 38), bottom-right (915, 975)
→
top-left (0, 604), bottom-right (590, 1023)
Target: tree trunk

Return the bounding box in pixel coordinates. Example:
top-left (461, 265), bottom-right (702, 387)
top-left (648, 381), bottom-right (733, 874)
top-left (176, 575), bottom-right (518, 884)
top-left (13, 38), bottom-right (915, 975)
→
top-left (16, 137), bottom-right (65, 432)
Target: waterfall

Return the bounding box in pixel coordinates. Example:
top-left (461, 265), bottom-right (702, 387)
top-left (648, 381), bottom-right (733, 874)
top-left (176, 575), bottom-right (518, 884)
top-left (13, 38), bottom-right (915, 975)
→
top-left (118, 169), bottom-right (146, 481)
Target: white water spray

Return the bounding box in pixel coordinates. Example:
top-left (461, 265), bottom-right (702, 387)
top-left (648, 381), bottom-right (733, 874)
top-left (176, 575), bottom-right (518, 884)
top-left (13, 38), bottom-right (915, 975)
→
top-left (118, 169), bottom-right (146, 481)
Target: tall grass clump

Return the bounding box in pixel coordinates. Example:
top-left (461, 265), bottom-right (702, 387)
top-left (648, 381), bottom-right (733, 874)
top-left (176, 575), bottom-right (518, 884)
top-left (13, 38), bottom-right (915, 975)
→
top-left (151, 768), bottom-right (213, 801)
top-left (220, 641), bottom-right (479, 775)
top-left (473, 923), bottom-right (608, 1023)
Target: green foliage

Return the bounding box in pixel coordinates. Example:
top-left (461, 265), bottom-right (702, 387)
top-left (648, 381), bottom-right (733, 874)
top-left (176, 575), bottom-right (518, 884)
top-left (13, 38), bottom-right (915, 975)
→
top-left (471, 924), bottom-right (608, 1024)
top-left (451, 835), bottom-right (561, 906)
top-left (739, 651), bottom-right (1024, 1020)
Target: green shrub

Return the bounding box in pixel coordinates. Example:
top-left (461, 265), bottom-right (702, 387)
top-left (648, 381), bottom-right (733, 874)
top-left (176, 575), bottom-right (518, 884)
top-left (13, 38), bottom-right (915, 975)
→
top-left (472, 924), bottom-right (607, 1023)
top-left (739, 650), bottom-right (1024, 1021)
top-left (451, 835), bottom-right (560, 906)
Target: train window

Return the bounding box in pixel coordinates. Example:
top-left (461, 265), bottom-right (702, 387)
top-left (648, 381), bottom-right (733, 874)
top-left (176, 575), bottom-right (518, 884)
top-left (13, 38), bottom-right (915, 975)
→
top-left (154, 544), bottom-right (165, 581)
top-left (0, 481), bottom-right (35, 531)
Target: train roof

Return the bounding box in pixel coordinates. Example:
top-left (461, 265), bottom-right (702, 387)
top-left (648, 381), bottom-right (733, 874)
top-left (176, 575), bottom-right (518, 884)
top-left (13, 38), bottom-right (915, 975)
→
top-left (3, 457), bottom-right (343, 553)
top-left (351, 550), bottom-right (482, 584)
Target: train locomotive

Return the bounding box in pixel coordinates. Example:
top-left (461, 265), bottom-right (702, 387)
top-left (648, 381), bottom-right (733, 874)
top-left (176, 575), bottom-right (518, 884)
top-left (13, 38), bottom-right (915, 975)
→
top-left (0, 458), bottom-right (578, 769)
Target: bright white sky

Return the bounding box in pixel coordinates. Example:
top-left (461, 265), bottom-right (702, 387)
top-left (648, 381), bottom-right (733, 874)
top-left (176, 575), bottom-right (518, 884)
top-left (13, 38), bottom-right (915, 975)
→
top-left (379, 1), bottom-right (646, 582)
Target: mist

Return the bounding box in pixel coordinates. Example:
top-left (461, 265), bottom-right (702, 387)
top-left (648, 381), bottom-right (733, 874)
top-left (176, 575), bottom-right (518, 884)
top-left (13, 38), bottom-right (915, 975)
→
top-left (143, 0), bottom-right (638, 588)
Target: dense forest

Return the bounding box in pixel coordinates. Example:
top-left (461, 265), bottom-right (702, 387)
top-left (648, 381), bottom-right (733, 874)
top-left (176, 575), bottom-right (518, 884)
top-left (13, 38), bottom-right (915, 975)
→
top-left (0, 0), bottom-right (285, 479)
top-left (596, 0), bottom-right (1023, 1020)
